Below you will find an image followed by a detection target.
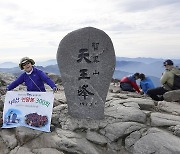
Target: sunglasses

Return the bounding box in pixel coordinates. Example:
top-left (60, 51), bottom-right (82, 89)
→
top-left (22, 61), bottom-right (31, 66)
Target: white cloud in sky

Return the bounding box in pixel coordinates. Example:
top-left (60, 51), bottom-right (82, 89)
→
top-left (0, 0), bottom-right (180, 62)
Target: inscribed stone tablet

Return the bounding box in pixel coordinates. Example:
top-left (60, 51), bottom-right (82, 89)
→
top-left (57, 27), bottom-right (115, 119)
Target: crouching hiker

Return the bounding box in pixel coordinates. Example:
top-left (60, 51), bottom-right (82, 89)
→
top-left (139, 73), bottom-right (155, 95)
top-left (6, 57), bottom-right (59, 93)
top-left (147, 59), bottom-right (180, 101)
top-left (120, 73), bottom-right (141, 93)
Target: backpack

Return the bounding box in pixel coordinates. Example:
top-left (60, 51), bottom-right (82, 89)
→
top-left (173, 74), bottom-right (180, 90)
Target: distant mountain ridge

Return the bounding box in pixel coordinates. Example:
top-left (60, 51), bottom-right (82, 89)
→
top-left (116, 60), bottom-right (164, 78)
top-left (0, 59), bottom-right (57, 68)
top-left (0, 62), bottom-right (17, 68)
top-left (116, 57), bottom-right (180, 65)
top-left (1, 57), bottom-right (180, 68)
top-left (0, 57), bottom-right (179, 87)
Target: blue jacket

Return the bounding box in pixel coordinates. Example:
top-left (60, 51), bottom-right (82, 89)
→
top-left (140, 77), bottom-right (155, 93)
top-left (7, 67), bottom-right (56, 92)
top-left (128, 75), bottom-right (137, 82)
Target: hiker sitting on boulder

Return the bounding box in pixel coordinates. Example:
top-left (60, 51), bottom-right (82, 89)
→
top-left (120, 73), bottom-right (141, 93)
top-left (147, 59), bottom-right (180, 101)
top-left (139, 73), bottom-right (155, 95)
top-left (6, 57), bottom-right (59, 93)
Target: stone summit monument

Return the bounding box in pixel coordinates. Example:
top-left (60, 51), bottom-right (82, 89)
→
top-left (57, 27), bottom-right (115, 119)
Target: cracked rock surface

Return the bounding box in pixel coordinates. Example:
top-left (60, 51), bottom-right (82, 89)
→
top-left (0, 73), bottom-right (180, 154)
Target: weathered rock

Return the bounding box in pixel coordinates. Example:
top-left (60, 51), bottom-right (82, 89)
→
top-left (109, 83), bottom-right (121, 93)
top-left (47, 73), bottom-right (62, 84)
top-left (151, 112), bottom-right (180, 126)
top-left (53, 92), bottom-right (67, 105)
top-left (0, 135), bottom-right (10, 154)
top-left (0, 72), bottom-right (16, 85)
top-left (169, 125), bottom-right (180, 137)
top-left (125, 130), bottom-right (142, 152)
top-left (86, 130), bottom-right (108, 145)
top-left (133, 128), bottom-right (180, 154)
top-left (123, 102), bottom-right (140, 108)
top-left (23, 132), bottom-right (59, 149)
top-left (57, 27), bottom-right (115, 120)
top-left (163, 90), bottom-right (180, 102)
top-left (0, 129), bottom-right (17, 150)
top-left (105, 104), bottom-right (146, 123)
top-left (158, 101), bottom-right (180, 115)
top-left (60, 115), bottom-right (106, 131)
top-left (103, 122), bottom-right (146, 141)
top-left (0, 100), bottom-right (4, 111)
top-left (32, 148), bottom-right (64, 154)
top-left (125, 97), bottom-right (155, 110)
top-left (9, 147), bottom-right (33, 154)
top-left (15, 127), bottom-right (42, 145)
top-left (56, 128), bottom-right (99, 154)
top-left (0, 76), bottom-right (180, 154)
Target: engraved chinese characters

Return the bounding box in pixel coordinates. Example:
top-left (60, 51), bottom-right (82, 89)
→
top-left (57, 27), bottom-right (115, 119)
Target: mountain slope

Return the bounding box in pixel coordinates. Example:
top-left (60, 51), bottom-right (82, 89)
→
top-left (0, 62), bottom-right (17, 68)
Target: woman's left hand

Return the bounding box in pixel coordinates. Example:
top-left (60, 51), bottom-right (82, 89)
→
top-left (53, 87), bottom-right (59, 93)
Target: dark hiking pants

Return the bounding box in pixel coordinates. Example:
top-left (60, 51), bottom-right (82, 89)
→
top-left (147, 87), bottom-right (168, 101)
top-left (120, 82), bottom-right (135, 92)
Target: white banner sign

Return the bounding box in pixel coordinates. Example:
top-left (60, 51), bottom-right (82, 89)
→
top-left (2, 91), bottom-right (54, 132)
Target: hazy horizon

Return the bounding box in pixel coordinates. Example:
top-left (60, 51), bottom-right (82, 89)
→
top-left (0, 56), bottom-right (180, 64)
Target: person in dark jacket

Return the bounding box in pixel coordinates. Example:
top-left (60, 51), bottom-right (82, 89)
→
top-left (7, 57), bottom-right (58, 92)
top-left (120, 73), bottom-right (141, 93)
top-left (139, 73), bottom-right (155, 94)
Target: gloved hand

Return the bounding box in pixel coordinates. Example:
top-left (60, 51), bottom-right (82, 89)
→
top-left (53, 87), bottom-right (59, 93)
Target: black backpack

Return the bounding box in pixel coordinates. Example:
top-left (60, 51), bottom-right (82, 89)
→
top-left (173, 74), bottom-right (180, 90)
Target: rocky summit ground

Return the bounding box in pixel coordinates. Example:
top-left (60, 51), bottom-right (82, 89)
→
top-left (0, 72), bottom-right (180, 154)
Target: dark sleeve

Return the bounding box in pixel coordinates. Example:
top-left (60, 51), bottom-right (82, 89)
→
top-left (7, 74), bottom-right (24, 91)
top-left (37, 70), bottom-right (56, 89)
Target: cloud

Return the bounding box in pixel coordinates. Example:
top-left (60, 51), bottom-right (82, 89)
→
top-left (0, 0), bottom-right (179, 62)
top-left (116, 0), bottom-right (180, 12)
top-left (16, 23), bottom-right (72, 32)
top-left (0, 1), bottom-right (19, 10)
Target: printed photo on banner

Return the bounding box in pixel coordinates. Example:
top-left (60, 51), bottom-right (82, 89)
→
top-left (2, 91), bottom-right (54, 132)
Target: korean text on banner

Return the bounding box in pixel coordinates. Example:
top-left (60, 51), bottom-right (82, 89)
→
top-left (2, 91), bottom-right (54, 132)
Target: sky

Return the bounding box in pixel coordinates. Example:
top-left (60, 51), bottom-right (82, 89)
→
top-left (0, 0), bottom-right (180, 63)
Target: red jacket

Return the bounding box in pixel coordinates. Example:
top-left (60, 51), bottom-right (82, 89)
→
top-left (120, 76), bottom-right (140, 93)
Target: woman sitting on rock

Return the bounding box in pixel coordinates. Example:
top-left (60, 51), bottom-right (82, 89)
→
top-left (139, 73), bottom-right (155, 95)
